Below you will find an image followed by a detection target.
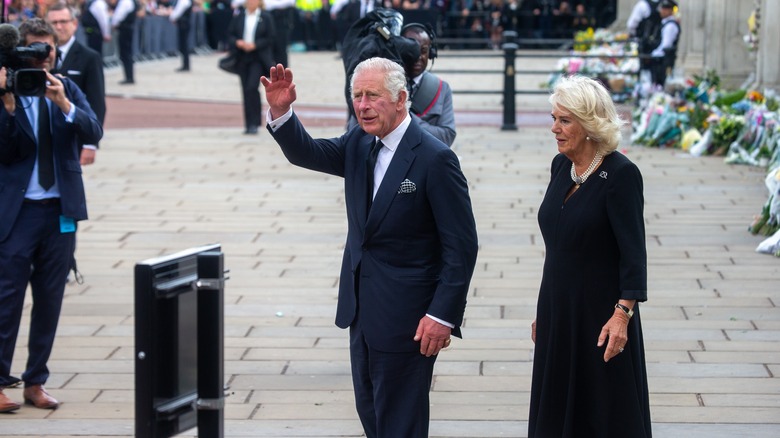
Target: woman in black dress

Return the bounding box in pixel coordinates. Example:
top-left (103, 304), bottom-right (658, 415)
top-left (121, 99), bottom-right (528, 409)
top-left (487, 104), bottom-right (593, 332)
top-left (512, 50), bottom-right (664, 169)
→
top-left (529, 75), bottom-right (652, 437)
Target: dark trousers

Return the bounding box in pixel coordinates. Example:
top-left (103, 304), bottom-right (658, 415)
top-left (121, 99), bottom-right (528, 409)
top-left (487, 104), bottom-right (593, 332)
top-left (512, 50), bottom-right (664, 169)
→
top-left (0, 202), bottom-right (75, 387)
top-left (651, 53), bottom-right (676, 87)
top-left (177, 21), bottom-right (191, 69)
top-left (237, 56), bottom-right (263, 129)
top-left (118, 26), bottom-right (134, 81)
top-left (349, 316), bottom-right (436, 438)
top-left (271, 8), bottom-right (292, 66)
top-left (85, 28), bottom-right (103, 56)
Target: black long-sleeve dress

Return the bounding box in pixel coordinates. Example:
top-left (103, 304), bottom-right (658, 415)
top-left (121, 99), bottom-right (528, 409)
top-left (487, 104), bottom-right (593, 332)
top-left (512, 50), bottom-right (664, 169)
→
top-left (529, 151), bottom-right (652, 437)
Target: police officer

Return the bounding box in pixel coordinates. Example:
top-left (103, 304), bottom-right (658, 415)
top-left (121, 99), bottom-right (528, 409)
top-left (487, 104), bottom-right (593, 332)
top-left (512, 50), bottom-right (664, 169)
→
top-left (650, 0), bottom-right (680, 87)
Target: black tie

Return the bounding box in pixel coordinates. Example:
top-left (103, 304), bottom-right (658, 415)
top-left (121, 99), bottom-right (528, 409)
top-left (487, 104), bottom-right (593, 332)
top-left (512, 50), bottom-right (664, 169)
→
top-left (367, 139), bottom-right (383, 211)
top-left (38, 98), bottom-right (54, 190)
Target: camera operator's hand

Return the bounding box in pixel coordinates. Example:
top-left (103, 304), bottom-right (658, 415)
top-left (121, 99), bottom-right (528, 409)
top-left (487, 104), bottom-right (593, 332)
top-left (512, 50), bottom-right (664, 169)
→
top-left (0, 68), bottom-right (15, 113)
top-left (45, 72), bottom-right (71, 115)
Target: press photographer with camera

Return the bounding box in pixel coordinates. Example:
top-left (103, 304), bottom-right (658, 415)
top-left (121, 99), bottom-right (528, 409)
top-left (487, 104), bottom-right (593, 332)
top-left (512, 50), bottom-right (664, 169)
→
top-left (0, 18), bottom-right (102, 413)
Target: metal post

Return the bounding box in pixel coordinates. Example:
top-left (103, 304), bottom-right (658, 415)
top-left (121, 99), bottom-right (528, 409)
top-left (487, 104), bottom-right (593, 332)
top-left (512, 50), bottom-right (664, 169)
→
top-left (196, 252), bottom-right (225, 438)
top-left (501, 32), bottom-right (518, 131)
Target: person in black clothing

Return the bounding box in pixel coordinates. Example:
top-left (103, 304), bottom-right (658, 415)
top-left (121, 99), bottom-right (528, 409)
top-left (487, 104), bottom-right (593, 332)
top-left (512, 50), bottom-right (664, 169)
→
top-left (80, 0), bottom-right (112, 55)
top-left (649, 0), bottom-right (680, 87)
top-left (571, 2), bottom-right (596, 32)
top-left (207, 0), bottom-right (233, 50)
top-left (226, 0), bottom-right (276, 134)
top-left (529, 74), bottom-right (651, 437)
top-left (169, 0), bottom-right (193, 71)
top-left (47, 3), bottom-right (106, 165)
top-left (110, 0), bottom-right (137, 84)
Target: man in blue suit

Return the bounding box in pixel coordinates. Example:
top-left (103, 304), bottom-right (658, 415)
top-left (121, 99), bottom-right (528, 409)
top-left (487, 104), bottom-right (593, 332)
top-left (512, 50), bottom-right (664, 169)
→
top-left (0, 19), bottom-right (103, 412)
top-left (261, 58), bottom-right (478, 437)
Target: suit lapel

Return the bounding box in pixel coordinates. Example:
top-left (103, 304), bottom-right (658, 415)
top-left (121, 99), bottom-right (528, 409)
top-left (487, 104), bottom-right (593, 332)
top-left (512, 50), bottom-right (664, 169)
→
top-left (365, 125), bottom-right (420, 233)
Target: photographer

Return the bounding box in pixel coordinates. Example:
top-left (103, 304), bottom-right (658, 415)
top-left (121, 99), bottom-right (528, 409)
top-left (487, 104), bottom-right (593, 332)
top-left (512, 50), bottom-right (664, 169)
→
top-left (0, 18), bottom-right (102, 413)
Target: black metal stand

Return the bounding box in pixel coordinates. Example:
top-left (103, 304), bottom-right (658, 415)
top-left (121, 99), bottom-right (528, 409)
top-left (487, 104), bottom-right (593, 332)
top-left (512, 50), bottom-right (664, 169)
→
top-left (196, 252), bottom-right (225, 438)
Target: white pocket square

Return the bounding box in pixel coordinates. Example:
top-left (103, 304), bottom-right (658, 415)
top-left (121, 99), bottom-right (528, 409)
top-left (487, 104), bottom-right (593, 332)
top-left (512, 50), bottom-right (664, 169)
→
top-left (398, 179), bottom-right (416, 194)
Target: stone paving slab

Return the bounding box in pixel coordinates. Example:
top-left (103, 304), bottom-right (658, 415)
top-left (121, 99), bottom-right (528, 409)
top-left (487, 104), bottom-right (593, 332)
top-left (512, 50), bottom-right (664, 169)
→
top-left (1, 52), bottom-right (778, 437)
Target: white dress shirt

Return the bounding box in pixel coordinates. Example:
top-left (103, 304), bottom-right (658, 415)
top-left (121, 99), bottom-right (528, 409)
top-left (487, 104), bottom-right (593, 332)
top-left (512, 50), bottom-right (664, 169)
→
top-left (651, 16), bottom-right (679, 58)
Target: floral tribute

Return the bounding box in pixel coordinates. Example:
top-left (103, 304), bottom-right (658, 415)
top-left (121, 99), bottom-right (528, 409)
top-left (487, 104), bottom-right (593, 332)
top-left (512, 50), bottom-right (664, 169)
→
top-left (630, 69), bottom-right (780, 256)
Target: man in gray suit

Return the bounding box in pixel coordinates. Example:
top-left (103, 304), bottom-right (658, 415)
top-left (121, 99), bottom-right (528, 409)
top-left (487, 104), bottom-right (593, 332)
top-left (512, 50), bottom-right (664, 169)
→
top-left (402, 22), bottom-right (456, 147)
top-left (261, 58), bottom-right (478, 437)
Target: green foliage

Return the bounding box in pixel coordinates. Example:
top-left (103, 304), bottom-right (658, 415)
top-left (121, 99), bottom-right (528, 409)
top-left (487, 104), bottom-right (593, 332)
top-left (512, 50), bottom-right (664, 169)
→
top-left (713, 89), bottom-right (747, 108)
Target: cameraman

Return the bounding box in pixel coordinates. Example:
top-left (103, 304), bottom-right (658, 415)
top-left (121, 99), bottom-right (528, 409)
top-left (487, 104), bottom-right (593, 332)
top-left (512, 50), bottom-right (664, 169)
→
top-left (0, 18), bottom-right (102, 413)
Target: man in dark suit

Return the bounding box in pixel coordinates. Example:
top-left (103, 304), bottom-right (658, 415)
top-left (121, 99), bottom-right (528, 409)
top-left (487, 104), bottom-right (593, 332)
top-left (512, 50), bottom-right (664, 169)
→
top-left (109, 0), bottom-right (137, 85)
top-left (261, 58), bottom-right (478, 437)
top-left (168, 0), bottom-right (193, 72)
top-left (0, 19), bottom-right (103, 413)
top-left (402, 23), bottom-right (457, 147)
top-left (47, 3), bottom-right (106, 165)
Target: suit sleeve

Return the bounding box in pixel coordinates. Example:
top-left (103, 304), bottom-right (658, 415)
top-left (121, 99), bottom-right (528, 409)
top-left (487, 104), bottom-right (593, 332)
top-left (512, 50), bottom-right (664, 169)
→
top-left (84, 50), bottom-right (107, 126)
top-left (414, 81), bottom-right (457, 147)
top-left (65, 80), bottom-right (104, 146)
top-left (425, 146), bottom-right (478, 329)
top-left (268, 112), bottom-right (348, 178)
top-left (0, 103), bottom-right (26, 164)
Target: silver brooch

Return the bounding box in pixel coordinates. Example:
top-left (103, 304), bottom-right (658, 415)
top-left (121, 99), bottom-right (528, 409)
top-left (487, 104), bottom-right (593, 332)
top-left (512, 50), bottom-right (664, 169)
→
top-left (599, 171), bottom-right (608, 179)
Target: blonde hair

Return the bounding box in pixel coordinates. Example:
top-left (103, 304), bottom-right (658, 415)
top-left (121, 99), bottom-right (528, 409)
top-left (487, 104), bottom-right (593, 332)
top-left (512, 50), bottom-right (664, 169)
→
top-left (549, 75), bottom-right (624, 154)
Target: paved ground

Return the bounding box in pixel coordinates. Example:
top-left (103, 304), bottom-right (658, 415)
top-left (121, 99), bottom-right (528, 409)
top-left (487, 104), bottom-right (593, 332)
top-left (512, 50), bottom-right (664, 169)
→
top-left (1, 51), bottom-right (778, 437)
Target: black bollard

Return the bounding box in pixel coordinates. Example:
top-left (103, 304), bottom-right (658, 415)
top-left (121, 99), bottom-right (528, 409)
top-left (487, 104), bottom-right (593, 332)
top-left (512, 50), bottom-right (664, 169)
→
top-left (501, 33), bottom-right (519, 131)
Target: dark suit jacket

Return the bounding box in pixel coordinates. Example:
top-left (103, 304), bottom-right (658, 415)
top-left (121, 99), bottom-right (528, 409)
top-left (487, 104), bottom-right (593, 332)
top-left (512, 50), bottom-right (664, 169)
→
top-left (0, 78), bottom-right (103, 242)
top-left (226, 9), bottom-right (276, 73)
top-left (54, 41), bottom-right (106, 126)
top-left (270, 114), bottom-right (478, 353)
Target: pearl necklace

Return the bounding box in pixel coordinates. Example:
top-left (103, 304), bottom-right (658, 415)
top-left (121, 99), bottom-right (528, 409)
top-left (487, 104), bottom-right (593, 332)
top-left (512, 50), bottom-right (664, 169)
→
top-left (570, 152), bottom-right (603, 185)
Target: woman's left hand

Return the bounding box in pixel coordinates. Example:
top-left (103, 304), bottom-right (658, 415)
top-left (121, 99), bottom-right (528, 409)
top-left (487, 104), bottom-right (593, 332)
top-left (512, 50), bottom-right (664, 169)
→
top-left (597, 309), bottom-right (630, 362)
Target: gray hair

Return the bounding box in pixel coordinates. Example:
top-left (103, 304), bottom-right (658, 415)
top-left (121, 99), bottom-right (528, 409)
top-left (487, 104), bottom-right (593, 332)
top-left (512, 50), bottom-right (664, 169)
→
top-left (549, 75), bottom-right (624, 154)
top-left (350, 57), bottom-right (410, 109)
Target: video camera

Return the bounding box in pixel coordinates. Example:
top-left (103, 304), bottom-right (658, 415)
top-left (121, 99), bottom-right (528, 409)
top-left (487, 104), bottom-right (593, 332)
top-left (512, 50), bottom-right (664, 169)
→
top-left (0, 23), bottom-right (50, 97)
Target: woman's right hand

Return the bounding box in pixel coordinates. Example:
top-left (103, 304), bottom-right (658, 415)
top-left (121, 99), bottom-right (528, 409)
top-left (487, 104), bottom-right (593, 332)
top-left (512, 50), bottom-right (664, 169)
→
top-left (531, 319), bottom-right (536, 344)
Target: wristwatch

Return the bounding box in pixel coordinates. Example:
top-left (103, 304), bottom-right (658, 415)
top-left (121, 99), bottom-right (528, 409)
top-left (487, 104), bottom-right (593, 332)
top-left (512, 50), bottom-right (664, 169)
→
top-left (615, 303), bottom-right (634, 318)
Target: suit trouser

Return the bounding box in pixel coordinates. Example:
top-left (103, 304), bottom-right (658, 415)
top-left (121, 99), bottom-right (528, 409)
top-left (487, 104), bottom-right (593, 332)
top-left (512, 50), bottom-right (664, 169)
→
top-left (237, 57), bottom-right (263, 129)
top-left (0, 202), bottom-right (75, 387)
top-left (118, 26), bottom-right (134, 81)
top-left (177, 21), bottom-right (191, 69)
top-left (349, 315), bottom-right (437, 438)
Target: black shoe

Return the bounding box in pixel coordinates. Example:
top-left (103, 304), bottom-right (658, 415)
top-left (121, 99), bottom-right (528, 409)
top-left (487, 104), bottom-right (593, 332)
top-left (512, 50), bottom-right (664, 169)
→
top-left (244, 126), bottom-right (258, 135)
top-left (175, 67), bottom-right (190, 72)
top-left (119, 79), bottom-right (135, 85)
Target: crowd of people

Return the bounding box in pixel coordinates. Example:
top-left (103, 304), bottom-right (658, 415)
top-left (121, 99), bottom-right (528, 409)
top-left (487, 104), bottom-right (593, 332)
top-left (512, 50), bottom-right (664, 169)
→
top-left (4, 0), bottom-right (614, 55)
